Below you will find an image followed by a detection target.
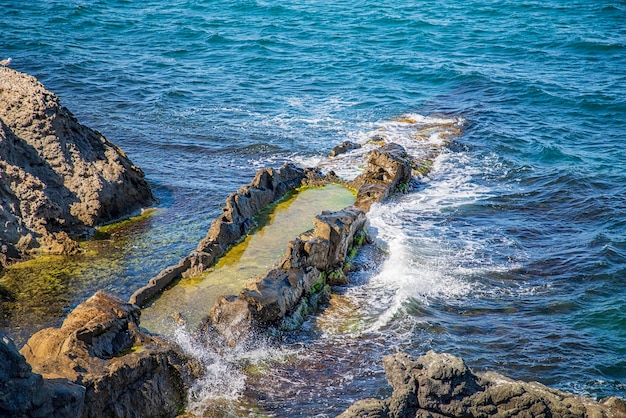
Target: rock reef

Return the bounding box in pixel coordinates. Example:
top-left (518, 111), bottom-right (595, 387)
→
top-left (0, 68), bottom-right (153, 265)
top-left (339, 351), bottom-right (626, 418)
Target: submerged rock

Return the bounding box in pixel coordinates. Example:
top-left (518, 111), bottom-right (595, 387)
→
top-left (339, 351), bottom-right (626, 418)
top-left (0, 68), bottom-right (153, 265)
top-left (19, 291), bottom-right (198, 418)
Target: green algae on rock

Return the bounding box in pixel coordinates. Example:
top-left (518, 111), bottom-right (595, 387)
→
top-left (141, 184), bottom-right (355, 335)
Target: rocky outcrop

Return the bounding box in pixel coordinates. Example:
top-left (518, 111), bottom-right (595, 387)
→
top-left (329, 140), bottom-right (362, 157)
top-left (129, 163), bottom-right (325, 307)
top-left (0, 68), bottom-right (153, 265)
top-left (349, 143), bottom-right (413, 211)
top-left (197, 144), bottom-right (413, 346)
top-left (1, 334), bottom-right (84, 417)
top-left (339, 351), bottom-right (626, 418)
top-left (19, 291), bottom-right (198, 418)
top-left (202, 207), bottom-right (367, 346)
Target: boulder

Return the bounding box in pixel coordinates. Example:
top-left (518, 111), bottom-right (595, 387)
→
top-left (0, 334), bottom-right (84, 418)
top-left (339, 351), bottom-right (626, 418)
top-left (0, 68), bottom-right (153, 265)
top-left (20, 291), bottom-right (198, 418)
top-left (329, 140), bottom-right (362, 157)
top-left (350, 143), bottom-right (413, 211)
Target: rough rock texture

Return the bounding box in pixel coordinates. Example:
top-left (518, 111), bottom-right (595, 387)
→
top-left (203, 206), bottom-right (367, 346)
top-left (339, 351), bottom-right (626, 418)
top-left (188, 143), bottom-right (413, 346)
top-left (130, 163), bottom-right (325, 307)
top-left (0, 68), bottom-right (153, 264)
top-left (19, 291), bottom-right (198, 418)
top-left (0, 334), bottom-right (85, 417)
top-left (349, 143), bottom-right (414, 211)
top-left (329, 140), bottom-right (362, 157)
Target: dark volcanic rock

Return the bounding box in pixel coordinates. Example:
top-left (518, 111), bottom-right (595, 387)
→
top-left (0, 68), bottom-right (153, 265)
top-left (1, 334), bottom-right (84, 418)
top-left (329, 140), bottom-right (362, 157)
top-left (20, 291), bottom-right (198, 418)
top-left (339, 351), bottom-right (626, 418)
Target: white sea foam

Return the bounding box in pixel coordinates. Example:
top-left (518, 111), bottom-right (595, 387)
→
top-left (171, 327), bottom-right (299, 413)
top-left (357, 149), bottom-right (524, 332)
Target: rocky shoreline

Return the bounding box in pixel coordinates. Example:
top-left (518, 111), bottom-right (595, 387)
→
top-left (0, 67), bottom-right (153, 267)
top-left (1, 69), bottom-right (624, 417)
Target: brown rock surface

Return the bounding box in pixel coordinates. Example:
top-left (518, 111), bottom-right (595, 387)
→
top-left (201, 206), bottom-right (367, 346)
top-left (0, 68), bottom-right (153, 264)
top-left (350, 143), bottom-right (414, 211)
top-left (20, 291), bottom-right (198, 418)
top-left (339, 351), bottom-right (626, 418)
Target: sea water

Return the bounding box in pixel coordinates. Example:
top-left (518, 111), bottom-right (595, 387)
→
top-left (1, 0), bottom-right (625, 415)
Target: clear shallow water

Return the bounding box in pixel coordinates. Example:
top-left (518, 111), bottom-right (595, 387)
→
top-left (1, 0), bottom-right (625, 414)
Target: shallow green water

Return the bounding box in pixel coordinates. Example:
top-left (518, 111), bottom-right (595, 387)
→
top-left (141, 184), bottom-right (355, 335)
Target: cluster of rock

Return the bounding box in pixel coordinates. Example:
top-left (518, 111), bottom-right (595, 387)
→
top-left (4, 291), bottom-right (200, 418)
top-left (0, 68), bottom-right (153, 266)
top-left (339, 351), bottom-right (626, 418)
top-left (130, 163), bottom-right (329, 307)
top-left (3, 68), bottom-right (623, 417)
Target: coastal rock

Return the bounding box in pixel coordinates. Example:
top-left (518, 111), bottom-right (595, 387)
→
top-left (20, 291), bottom-right (198, 418)
top-left (0, 334), bottom-right (84, 417)
top-left (350, 143), bottom-right (413, 211)
top-left (329, 140), bottom-right (362, 157)
top-left (0, 68), bottom-right (153, 265)
top-left (129, 163), bottom-right (325, 307)
top-left (200, 206), bottom-right (366, 346)
top-left (339, 351), bottom-right (626, 418)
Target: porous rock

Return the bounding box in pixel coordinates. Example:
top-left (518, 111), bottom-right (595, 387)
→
top-left (339, 351), bottom-right (626, 418)
top-left (20, 291), bottom-right (198, 418)
top-left (0, 334), bottom-right (84, 418)
top-left (0, 68), bottom-right (153, 265)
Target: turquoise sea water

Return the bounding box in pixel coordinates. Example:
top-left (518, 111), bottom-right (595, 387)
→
top-left (1, 0), bottom-right (625, 415)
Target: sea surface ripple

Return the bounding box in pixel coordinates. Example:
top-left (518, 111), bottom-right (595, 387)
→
top-left (1, 0), bottom-right (625, 414)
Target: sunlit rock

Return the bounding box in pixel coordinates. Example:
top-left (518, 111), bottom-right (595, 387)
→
top-left (339, 351), bottom-right (626, 418)
top-left (19, 291), bottom-right (199, 417)
top-left (0, 68), bottom-right (153, 265)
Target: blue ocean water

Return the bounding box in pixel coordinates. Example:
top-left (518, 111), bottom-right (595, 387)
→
top-left (1, 0), bottom-right (625, 415)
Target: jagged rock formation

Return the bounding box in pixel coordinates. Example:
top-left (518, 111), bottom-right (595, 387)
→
top-left (202, 207), bottom-right (367, 346)
top-left (339, 351), bottom-right (626, 418)
top-left (329, 140), bottom-right (362, 157)
top-left (0, 68), bottom-right (153, 265)
top-left (0, 334), bottom-right (84, 417)
top-left (196, 143), bottom-right (414, 346)
top-left (349, 143), bottom-right (414, 211)
top-left (130, 163), bottom-right (326, 307)
top-left (19, 291), bottom-right (199, 418)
